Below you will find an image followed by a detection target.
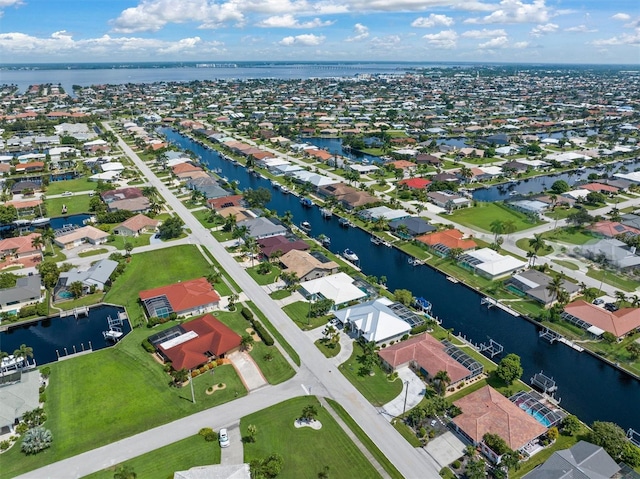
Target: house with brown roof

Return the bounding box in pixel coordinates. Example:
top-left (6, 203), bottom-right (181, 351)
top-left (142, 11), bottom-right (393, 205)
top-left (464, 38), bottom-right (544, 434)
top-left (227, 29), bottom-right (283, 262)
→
top-left (453, 385), bottom-right (547, 463)
top-left (54, 226), bottom-right (110, 250)
top-left (151, 314), bottom-right (241, 370)
top-left (562, 300), bottom-right (640, 338)
top-left (279, 250), bottom-right (339, 282)
top-left (0, 233), bottom-right (43, 268)
top-left (586, 221), bottom-right (640, 239)
top-left (258, 235), bottom-right (309, 259)
top-left (416, 229), bottom-right (477, 256)
top-left (581, 183), bottom-right (619, 194)
top-left (207, 194), bottom-right (244, 211)
top-left (317, 183), bottom-right (379, 210)
top-left (139, 277), bottom-right (221, 318)
top-left (415, 153), bottom-right (442, 167)
top-left (113, 214), bottom-right (159, 237)
top-left (386, 160), bottom-right (416, 173)
top-left (101, 187), bottom-right (145, 203)
top-left (378, 333), bottom-right (481, 386)
top-left (15, 162), bottom-right (44, 173)
top-left (6, 198), bottom-right (43, 217)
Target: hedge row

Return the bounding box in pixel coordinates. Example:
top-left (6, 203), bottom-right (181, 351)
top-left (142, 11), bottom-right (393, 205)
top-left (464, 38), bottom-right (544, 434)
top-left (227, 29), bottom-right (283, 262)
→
top-left (241, 307), bottom-right (274, 346)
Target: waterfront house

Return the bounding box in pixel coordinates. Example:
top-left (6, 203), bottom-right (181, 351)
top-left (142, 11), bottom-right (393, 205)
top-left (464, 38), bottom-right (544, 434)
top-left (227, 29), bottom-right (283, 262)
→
top-left (378, 333), bottom-right (482, 387)
top-left (506, 269), bottom-right (580, 307)
top-left (139, 277), bottom-right (221, 318)
top-left (257, 235), bottom-right (309, 259)
top-left (10, 181), bottom-right (41, 195)
top-left (427, 191), bottom-right (471, 210)
top-left (317, 183), bottom-right (379, 210)
top-left (416, 229), bottom-right (477, 256)
top-left (0, 233), bottom-right (43, 266)
top-left (458, 248), bottom-right (527, 280)
top-left (0, 274), bottom-right (43, 314)
top-left (6, 198), bottom-right (43, 217)
top-left (522, 441), bottom-right (621, 479)
top-left (55, 258), bottom-right (118, 298)
top-left (238, 217), bottom-right (287, 240)
top-left (453, 385), bottom-right (547, 464)
top-left (388, 217), bottom-right (436, 237)
top-left (113, 214), bottom-right (159, 237)
top-left (299, 272), bottom-right (368, 308)
top-left (0, 371), bottom-right (40, 435)
top-left (562, 300), bottom-right (640, 338)
top-left (207, 195), bottom-right (244, 212)
top-left (54, 226), bottom-right (109, 250)
top-left (586, 221), bottom-right (640, 239)
top-left (279, 250), bottom-right (339, 282)
top-left (101, 187), bottom-right (145, 203)
top-left (333, 297), bottom-right (412, 345)
top-left (398, 178), bottom-right (431, 190)
top-left (150, 314), bottom-right (241, 370)
top-left (359, 206), bottom-right (411, 222)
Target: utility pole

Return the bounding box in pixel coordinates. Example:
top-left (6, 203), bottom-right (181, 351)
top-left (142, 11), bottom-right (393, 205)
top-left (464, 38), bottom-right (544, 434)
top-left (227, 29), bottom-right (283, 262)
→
top-left (402, 380), bottom-right (409, 416)
top-left (189, 369), bottom-right (196, 404)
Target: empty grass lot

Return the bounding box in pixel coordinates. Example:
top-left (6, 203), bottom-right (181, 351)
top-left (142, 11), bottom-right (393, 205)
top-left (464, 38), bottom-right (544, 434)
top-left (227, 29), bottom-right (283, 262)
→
top-left (338, 342), bottom-right (402, 406)
top-left (0, 326), bottom-right (246, 479)
top-left (246, 263), bottom-right (281, 285)
top-left (45, 195), bottom-right (92, 216)
top-left (242, 397), bottom-right (382, 479)
top-left (45, 178), bottom-right (96, 195)
top-left (82, 434), bottom-right (222, 479)
top-left (103, 245), bottom-right (213, 321)
top-left (446, 202), bottom-right (545, 233)
top-left (283, 301), bottom-right (332, 330)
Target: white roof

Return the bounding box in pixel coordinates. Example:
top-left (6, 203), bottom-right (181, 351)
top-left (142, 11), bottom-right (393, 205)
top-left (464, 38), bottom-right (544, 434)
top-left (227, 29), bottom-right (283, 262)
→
top-left (361, 206), bottom-right (410, 221)
top-left (614, 171), bottom-right (640, 183)
top-left (83, 139), bottom-right (108, 147)
top-left (101, 162), bottom-right (125, 172)
top-left (466, 248), bottom-right (526, 277)
top-left (165, 157), bottom-right (191, 167)
top-left (349, 164), bottom-right (380, 173)
top-left (547, 152), bottom-right (590, 163)
top-left (334, 297), bottom-right (411, 343)
top-left (300, 272), bottom-right (367, 305)
top-left (563, 189), bottom-right (590, 200)
top-left (479, 166), bottom-right (503, 175)
top-left (290, 170), bottom-right (338, 187)
top-left (262, 158), bottom-right (289, 167)
top-left (518, 159), bottom-right (550, 167)
top-left (90, 171), bottom-right (120, 181)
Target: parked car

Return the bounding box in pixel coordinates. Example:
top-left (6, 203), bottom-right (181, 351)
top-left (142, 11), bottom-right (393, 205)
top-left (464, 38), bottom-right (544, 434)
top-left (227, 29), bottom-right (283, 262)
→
top-left (219, 428), bottom-right (230, 448)
top-left (430, 419), bottom-right (437, 427)
top-left (604, 302), bottom-right (619, 312)
top-left (592, 298), bottom-right (604, 306)
top-left (61, 191), bottom-right (73, 196)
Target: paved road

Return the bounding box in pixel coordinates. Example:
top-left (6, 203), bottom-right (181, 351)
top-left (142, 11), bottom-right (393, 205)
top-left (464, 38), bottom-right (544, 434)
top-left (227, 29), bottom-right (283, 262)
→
top-left (18, 126), bottom-right (441, 479)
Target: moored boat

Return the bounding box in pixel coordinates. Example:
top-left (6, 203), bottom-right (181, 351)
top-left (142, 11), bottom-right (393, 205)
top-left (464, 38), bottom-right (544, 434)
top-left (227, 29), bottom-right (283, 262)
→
top-left (343, 248), bottom-right (359, 262)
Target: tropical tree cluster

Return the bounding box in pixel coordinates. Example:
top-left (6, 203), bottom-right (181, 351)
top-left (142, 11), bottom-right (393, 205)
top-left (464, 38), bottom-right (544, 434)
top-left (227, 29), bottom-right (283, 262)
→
top-left (495, 353), bottom-right (523, 386)
top-left (250, 453), bottom-right (284, 479)
top-left (21, 426), bottom-right (52, 455)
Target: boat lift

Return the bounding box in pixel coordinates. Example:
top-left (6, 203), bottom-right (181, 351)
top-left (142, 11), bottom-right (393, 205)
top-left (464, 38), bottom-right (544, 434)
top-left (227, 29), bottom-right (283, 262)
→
top-left (478, 338), bottom-right (504, 358)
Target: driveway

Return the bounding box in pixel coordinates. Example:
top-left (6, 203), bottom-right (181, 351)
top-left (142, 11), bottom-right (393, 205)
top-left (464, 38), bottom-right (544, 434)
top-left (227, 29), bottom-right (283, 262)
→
top-left (422, 430), bottom-right (467, 469)
top-left (379, 367), bottom-right (425, 420)
top-left (220, 422), bottom-right (244, 466)
top-left (227, 351), bottom-right (267, 391)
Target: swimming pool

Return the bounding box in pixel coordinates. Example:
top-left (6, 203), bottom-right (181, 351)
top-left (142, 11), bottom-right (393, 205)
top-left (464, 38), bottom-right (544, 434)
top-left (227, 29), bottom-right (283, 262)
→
top-left (524, 407), bottom-right (552, 427)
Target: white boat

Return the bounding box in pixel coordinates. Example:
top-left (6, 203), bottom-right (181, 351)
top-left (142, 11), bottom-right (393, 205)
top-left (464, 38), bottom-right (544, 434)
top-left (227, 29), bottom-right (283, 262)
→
top-left (300, 221), bottom-right (311, 231)
top-left (319, 235), bottom-right (331, 246)
top-left (280, 185), bottom-right (290, 194)
top-left (371, 236), bottom-right (382, 245)
top-left (103, 328), bottom-right (123, 342)
top-left (320, 208), bottom-right (332, 218)
top-left (509, 191), bottom-right (518, 196)
top-left (31, 217), bottom-right (50, 226)
top-left (13, 219), bottom-right (31, 227)
top-left (343, 248), bottom-right (359, 262)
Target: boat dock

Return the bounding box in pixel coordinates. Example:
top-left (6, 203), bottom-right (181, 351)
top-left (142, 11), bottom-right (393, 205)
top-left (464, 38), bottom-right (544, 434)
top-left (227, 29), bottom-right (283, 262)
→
top-left (539, 328), bottom-right (584, 352)
top-left (480, 297), bottom-right (520, 317)
top-left (59, 306), bottom-right (89, 319)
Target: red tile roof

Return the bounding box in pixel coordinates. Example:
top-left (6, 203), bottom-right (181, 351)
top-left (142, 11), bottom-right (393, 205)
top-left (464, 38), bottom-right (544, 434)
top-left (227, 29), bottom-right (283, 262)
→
top-left (171, 162), bottom-right (202, 175)
top-left (582, 183), bottom-right (619, 193)
top-left (139, 278), bottom-right (221, 314)
top-left (564, 300), bottom-right (640, 337)
top-left (399, 178), bottom-right (431, 189)
top-left (453, 386), bottom-right (547, 450)
top-left (416, 229), bottom-right (477, 250)
top-left (378, 333), bottom-right (472, 383)
top-left (117, 214), bottom-right (159, 233)
top-left (258, 235), bottom-right (310, 258)
top-left (207, 195), bottom-right (244, 211)
top-left (159, 314), bottom-right (241, 370)
top-left (586, 221), bottom-right (640, 238)
top-left (0, 233), bottom-right (42, 256)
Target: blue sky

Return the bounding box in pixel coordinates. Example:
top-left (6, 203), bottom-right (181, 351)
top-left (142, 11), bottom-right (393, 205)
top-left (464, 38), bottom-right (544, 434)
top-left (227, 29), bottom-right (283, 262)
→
top-left (0, 0), bottom-right (638, 64)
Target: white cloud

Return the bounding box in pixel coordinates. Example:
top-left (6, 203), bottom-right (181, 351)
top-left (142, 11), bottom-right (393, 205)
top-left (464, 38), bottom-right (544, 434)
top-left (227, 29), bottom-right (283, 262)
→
top-left (564, 25), bottom-right (597, 33)
top-left (462, 28), bottom-right (506, 38)
top-left (479, 36), bottom-right (508, 48)
top-left (591, 31), bottom-right (640, 46)
top-left (422, 29), bottom-right (458, 49)
top-left (465, 0), bottom-right (550, 25)
top-left (513, 41), bottom-right (530, 48)
top-left (370, 35), bottom-right (401, 48)
top-left (612, 13), bottom-right (631, 21)
top-left (346, 23), bottom-right (369, 42)
top-left (411, 14), bottom-right (454, 28)
top-left (256, 14), bottom-right (333, 28)
top-left (343, 0), bottom-right (493, 13)
top-left (530, 23), bottom-right (558, 36)
top-left (0, 0), bottom-right (23, 17)
top-left (278, 33), bottom-right (325, 46)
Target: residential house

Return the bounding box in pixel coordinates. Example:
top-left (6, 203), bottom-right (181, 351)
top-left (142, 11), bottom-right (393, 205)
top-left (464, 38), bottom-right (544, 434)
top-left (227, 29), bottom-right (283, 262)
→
top-left (207, 195), bottom-right (244, 211)
top-left (379, 333), bottom-right (482, 386)
top-left (587, 221), bottom-right (640, 239)
top-left (186, 177), bottom-right (229, 199)
top-left (238, 217), bottom-right (287, 240)
top-left (279, 250), bottom-right (339, 282)
top-left (173, 464), bottom-right (251, 479)
top-left (522, 441), bottom-right (622, 479)
top-left (149, 314), bottom-right (241, 370)
top-left (317, 183), bottom-right (379, 210)
top-left (0, 274), bottom-right (43, 314)
top-left (398, 178), bottom-right (431, 190)
top-left (415, 153), bottom-right (442, 167)
top-left (333, 297), bottom-right (412, 345)
top-left (113, 214), bottom-right (159, 237)
top-left (388, 217), bottom-right (436, 237)
top-left (427, 191), bottom-right (471, 210)
top-left (54, 226), bottom-right (109, 250)
top-left (458, 248), bottom-right (527, 280)
top-left (580, 238), bottom-right (640, 270)
top-left (299, 272), bottom-right (368, 308)
top-left (359, 206), bottom-right (411, 222)
top-left (0, 233), bottom-right (43, 267)
top-left (563, 300), bottom-right (640, 338)
top-left (416, 229), bottom-right (477, 256)
top-left (55, 259), bottom-right (118, 298)
top-left (6, 199), bottom-right (43, 217)
top-left (258, 235), bottom-right (309, 259)
top-left (10, 181), bottom-right (41, 195)
top-left (453, 385), bottom-right (547, 464)
top-left (101, 187), bottom-right (145, 203)
top-left (0, 371), bottom-right (40, 434)
top-left (139, 277), bottom-right (221, 318)
top-left (506, 269), bottom-right (580, 307)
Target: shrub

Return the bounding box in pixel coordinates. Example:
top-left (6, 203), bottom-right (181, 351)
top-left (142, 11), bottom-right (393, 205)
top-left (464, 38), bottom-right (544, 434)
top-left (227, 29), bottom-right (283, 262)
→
top-left (411, 324), bottom-right (429, 335)
top-left (39, 366), bottom-right (51, 378)
top-left (451, 460), bottom-right (461, 469)
top-left (401, 334), bottom-right (409, 341)
top-left (191, 370), bottom-right (200, 378)
top-left (241, 307), bottom-right (254, 321)
top-left (199, 367), bottom-right (206, 374)
top-left (199, 427), bottom-right (214, 437)
top-left (15, 423), bottom-right (29, 435)
top-left (0, 440), bottom-right (9, 450)
top-left (141, 338), bottom-right (155, 353)
top-left (39, 393), bottom-right (46, 403)
top-left (39, 385), bottom-right (46, 394)
top-left (21, 427), bottom-right (52, 455)
top-left (251, 321), bottom-right (274, 346)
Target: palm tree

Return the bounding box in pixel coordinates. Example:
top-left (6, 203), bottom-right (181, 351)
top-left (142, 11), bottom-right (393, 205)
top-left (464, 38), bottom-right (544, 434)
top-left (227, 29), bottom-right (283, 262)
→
top-left (503, 219), bottom-right (517, 239)
top-left (42, 227), bottom-right (55, 255)
top-left (615, 290), bottom-right (627, 307)
top-left (31, 234), bottom-right (44, 252)
top-left (526, 250), bottom-right (538, 268)
top-left (13, 344), bottom-right (34, 365)
top-left (489, 219), bottom-right (505, 244)
top-left (242, 236), bottom-right (258, 266)
top-left (528, 233), bottom-right (547, 256)
top-left (434, 370), bottom-right (451, 395)
top-left (630, 295), bottom-right (640, 308)
top-left (546, 275), bottom-right (565, 304)
top-left (241, 334), bottom-right (255, 351)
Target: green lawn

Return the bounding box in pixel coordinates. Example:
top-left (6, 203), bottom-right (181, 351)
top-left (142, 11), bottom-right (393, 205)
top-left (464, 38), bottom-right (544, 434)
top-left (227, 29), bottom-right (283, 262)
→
top-left (446, 202), bottom-right (545, 233)
top-left (242, 397), bottom-right (382, 479)
top-left (0, 326), bottom-right (247, 479)
top-left (57, 292), bottom-right (104, 310)
top-left (325, 399), bottom-right (404, 479)
top-left (214, 310), bottom-right (294, 385)
top-left (270, 289), bottom-right (291, 300)
top-left (82, 434), bottom-right (221, 479)
top-left (512, 431), bottom-right (587, 478)
top-left (338, 342), bottom-right (402, 406)
top-left (543, 227), bottom-right (595, 245)
top-left (314, 338), bottom-right (341, 358)
top-left (45, 178), bottom-right (96, 195)
top-left (246, 301), bottom-right (301, 367)
top-left (283, 301), bottom-right (332, 330)
top-left (103, 245), bottom-right (213, 322)
top-left (392, 419), bottom-right (422, 447)
top-left (552, 259), bottom-right (580, 270)
top-left (246, 263), bottom-right (281, 285)
top-left (586, 268), bottom-right (640, 292)
top-left (106, 234), bottom-right (151, 251)
top-left (77, 248), bottom-right (109, 258)
top-left (515, 238), bottom-right (554, 256)
top-left (45, 195), bottom-right (92, 216)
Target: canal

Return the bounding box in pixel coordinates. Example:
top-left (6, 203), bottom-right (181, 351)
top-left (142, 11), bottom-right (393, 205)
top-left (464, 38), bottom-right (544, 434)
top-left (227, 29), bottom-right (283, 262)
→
top-left (1, 305), bottom-right (131, 365)
top-left (163, 128), bottom-right (640, 432)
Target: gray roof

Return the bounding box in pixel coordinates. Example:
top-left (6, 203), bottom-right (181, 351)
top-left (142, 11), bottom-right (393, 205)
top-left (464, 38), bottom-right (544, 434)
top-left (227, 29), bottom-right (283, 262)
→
top-left (59, 259), bottom-right (118, 288)
top-left (0, 371), bottom-right (41, 429)
top-left (186, 177), bottom-right (230, 199)
top-left (388, 217), bottom-right (436, 236)
top-left (523, 441), bottom-right (620, 479)
top-left (621, 213), bottom-right (640, 230)
top-left (508, 269), bottom-right (580, 304)
top-left (581, 239), bottom-right (640, 269)
top-left (0, 274), bottom-right (42, 307)
top-left (239, 217), bottom-right (287, 239)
